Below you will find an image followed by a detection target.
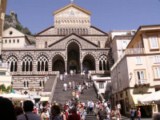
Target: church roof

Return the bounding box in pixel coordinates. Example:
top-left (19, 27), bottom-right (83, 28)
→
top-left (48, 33), bottom-right (98, 47)
top-left (53, 3), bottom-right (91, 15)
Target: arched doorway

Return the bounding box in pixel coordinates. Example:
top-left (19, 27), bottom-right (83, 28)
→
top-left (52, 55), bottom-right (65, 74)
top-left (82, 54), bottom-right (95, 73)
top-left (67, 42), bottom-right (80, 73)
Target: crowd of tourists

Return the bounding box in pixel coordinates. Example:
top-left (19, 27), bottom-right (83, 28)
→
top-left (0, 95), bottom-right (116, 120)
top-left (1, 96), bottom-right (160, 120)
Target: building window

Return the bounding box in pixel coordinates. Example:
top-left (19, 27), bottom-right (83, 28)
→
top-left (13, 39), bottom-right (15, 43)
top-left (154, 55), bottom-right (160, 63)
top-left (122, 41), bottom-right (128, 49)
top-left (99, 82), bottom-right (104, 89)
top-left (153, 66), bottom-right (160, 79)
top-left (7, 56), bottom-right (18, 72)
top-left (9, 31), bottom-right (13, 35)
top-left (99, 55), bottom-right (108, 70)
top-left (45, 42), bottom-right (47, 48)
top-left (37, 55), bottom-right (48, 71)
top-left (0, 72), bottom-right (6, 75)
top-left (22, 56), bottom-right (33, 72)
top-left (136, 56), bottom-right (142, 65)
top-left (5, 40), bottom-right (7, 43)
top-left (17, 39), bottom-right (19, 43)
top-left (149, 36), bottom-right (159, 49)
top-left (135, 70), bottom-right (146, 84)
top-left (9, 40), bottom-right (11, 43)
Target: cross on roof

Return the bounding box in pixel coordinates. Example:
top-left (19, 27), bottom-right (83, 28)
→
top-left (70, 0), bottom-right (74, 3)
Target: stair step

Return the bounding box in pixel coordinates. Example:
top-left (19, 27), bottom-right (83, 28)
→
top-left (52, 74), bottom-right (98, 104)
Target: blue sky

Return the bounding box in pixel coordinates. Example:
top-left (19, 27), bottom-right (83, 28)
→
top-left (6, 0), bottom-right (160, 34)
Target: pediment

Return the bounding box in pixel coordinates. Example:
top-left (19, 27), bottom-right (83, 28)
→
top-left (55, 7), bottom-right (90, 18)
top-left (48, 33), bottom-right (98, 49)
top-left (54, 4), bottom-right (91, 17)
top-left (3, 27), bottom-right (25, 37)
top-left (36, 26), bottom-right (54, 35)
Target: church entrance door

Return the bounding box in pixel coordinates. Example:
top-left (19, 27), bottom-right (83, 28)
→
top-left (67, 42), bottom-right (80, 73)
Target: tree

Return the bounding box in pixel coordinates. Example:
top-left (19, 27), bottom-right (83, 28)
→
top-left (0, 84), bottom-right (12, 93)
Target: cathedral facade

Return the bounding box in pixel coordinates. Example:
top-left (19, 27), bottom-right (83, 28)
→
top-left (2, 3), bottom-right (112, 91)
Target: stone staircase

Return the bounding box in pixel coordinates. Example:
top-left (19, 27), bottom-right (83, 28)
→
top-left (43, 75), bottom-right (56, 92)
top-left (52, 74), bottom-right (98, 104)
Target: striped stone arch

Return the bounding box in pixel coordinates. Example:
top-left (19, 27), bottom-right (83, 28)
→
top-left (82, 52), bottom-right (96, 72)
top-left (98, 54), bottom-right (109, 71)
top-left (65, 39), bottom-right (82, 50)
top-left (37, 53), bottom-right (49, 72)
top-left (82, 52), bottom-right (96, 62)
top-left (51, 52), bottom-right (66, 60)
top-left (7, 52), bottom-right (20, 60)
top-left (36, 52), bottom-right (50, 60)
top-left (20, 52), bottom-right (34, 60)
top-left (98, 52), bottom-right (108, 59)
top-left (21, 54), bottom-right (33, 72)
top-left (52, 52), bottom-right (65, 74)
top-left (7, 55), bottom-right (18, 72)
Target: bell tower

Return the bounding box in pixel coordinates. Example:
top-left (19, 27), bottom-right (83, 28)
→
top-left (53, 3), bottom-right (91, 35)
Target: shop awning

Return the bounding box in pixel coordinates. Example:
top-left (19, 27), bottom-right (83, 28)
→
top-left (40, 96), bottom-right (49, 102)
top-left (138, 91), bottom-right (160, 104)
top-left (0, 93), bottom-right (29, 101)
top-left (132, 94), bottom-right (150, 106)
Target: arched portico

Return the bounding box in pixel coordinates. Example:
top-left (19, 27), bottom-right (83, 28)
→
top-left (67, 42), bottom-right (80, 73)
top-left (82, 54), bottom-right (95, 73)
top-left (52, 55), bottom-right (65, 74)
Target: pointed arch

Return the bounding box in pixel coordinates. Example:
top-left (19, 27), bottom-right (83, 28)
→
top-left (82, 54), bottom-right (95, 73)
top-left (99, 55), bottom-right (108, 71)
top-left (7, 55), bottom-right (18, 72)
top-left (21, 55), bottom-right (33, 72)
top-left (37, 55), bottom-right (48, 71)
top-left (67, 41), bottom-right (80, 73)
top-left (52, 54), bottom-right (65, 74)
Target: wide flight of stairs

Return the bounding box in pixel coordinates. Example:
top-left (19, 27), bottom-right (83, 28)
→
top-left (52, 74), bottom-right (98, 104)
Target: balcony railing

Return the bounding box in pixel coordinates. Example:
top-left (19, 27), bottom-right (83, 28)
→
top-left (135, 79), bottom-right (150, 88)
top-left (137, 79), bottom-right (148, 85)
top-left (125, 48), bottom-right (145, 55)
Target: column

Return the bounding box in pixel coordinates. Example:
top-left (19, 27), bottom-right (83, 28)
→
top-left (65, 60), bottom-right (67, 73)
top-left (33, 60), bottom-right (37, 74)
top-left (80, 59), bottom-right (83, 73)
top-left (96, 60), bottom-right (99, 72)
top-left (17, 60), bottom-right (22, 74)
top-left (48, 59), bottom-right (52, 73)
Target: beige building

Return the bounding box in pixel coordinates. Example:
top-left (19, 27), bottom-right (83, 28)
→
top-left (1, 3), bottom-right (112, 93)
top-left (0, 0), bottom-right (11, 88)
top-left (111, 25), bottom-right (160, 117)
top-left (110, 30), bottom-right (135, 62)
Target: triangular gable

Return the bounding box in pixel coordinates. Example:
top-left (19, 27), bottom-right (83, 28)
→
top-left (54, 3), bottom-right (91, 15)
top-left (36, 26), bottom-right (54, 36)
top-left (3, 27), bottom-right (32, 44)
top-left (3, 27), bottom-right (25, 37)
top-left (49, 33), bottom-right (98, 49)
top-left (91, 26), bottom-right (108, 35)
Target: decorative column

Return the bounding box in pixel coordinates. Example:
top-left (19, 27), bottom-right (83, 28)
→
top-left (80, 59), bottom-right (83, 73)
top-left (33, 60), bottom-right (37, 74)
top-left (17, 59), bottom-right (22, 74)
top-left (65, 60), bottom-right (67, 73)
top-left (96, 60), bottom-right (99, 72)
top-left (48, 59), bottom-right (52, 73)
